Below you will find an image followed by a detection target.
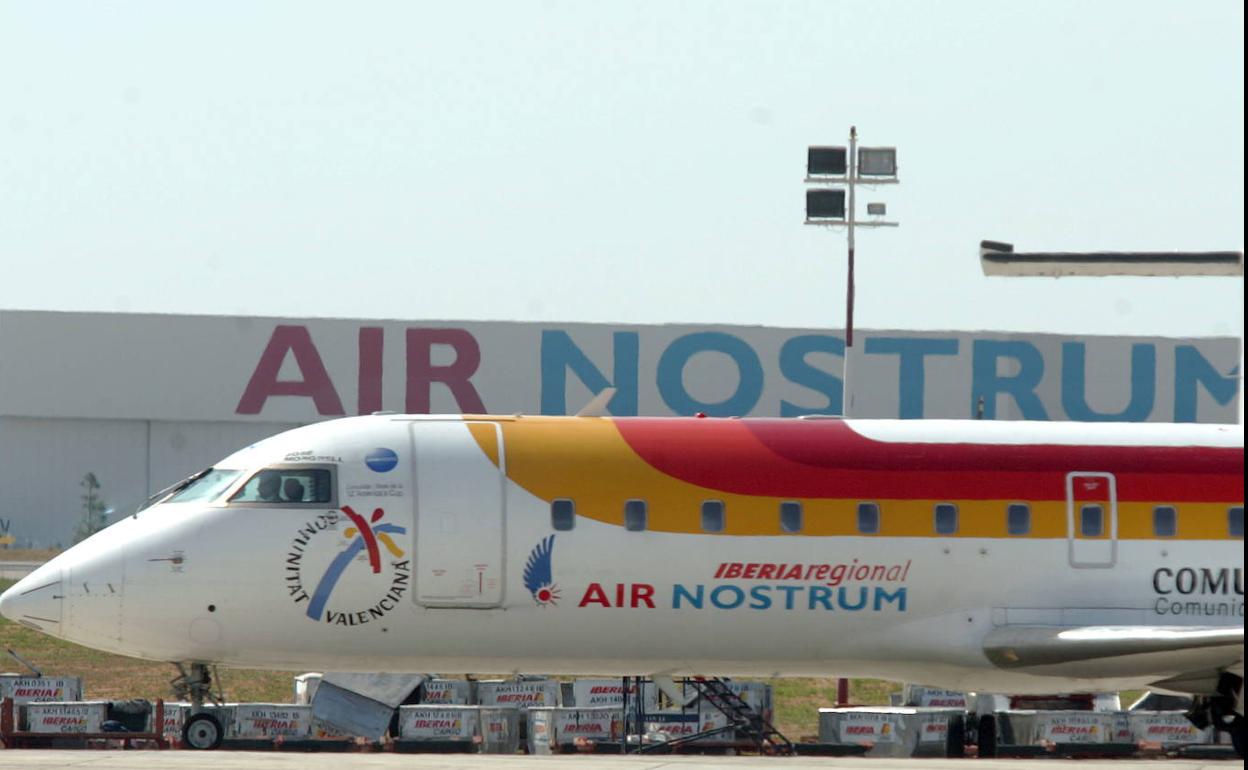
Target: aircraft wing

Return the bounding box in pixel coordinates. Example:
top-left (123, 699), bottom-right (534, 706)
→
top-left (983, 625), bottom-right (1244, 686)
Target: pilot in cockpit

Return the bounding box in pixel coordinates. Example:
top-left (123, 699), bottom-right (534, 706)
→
top-left (257, 471), bottom-right (283, 503)
top-left (282, 477), bottom-right (305, 503)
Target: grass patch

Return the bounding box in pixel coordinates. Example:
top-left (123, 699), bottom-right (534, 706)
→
top-left (771, 677), bottom-right (899, 740)
top-left (0, 549), bottom-right (62, 562)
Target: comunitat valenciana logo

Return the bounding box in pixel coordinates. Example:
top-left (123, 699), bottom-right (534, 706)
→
top-left (283, 506), bottom-right (410, 625)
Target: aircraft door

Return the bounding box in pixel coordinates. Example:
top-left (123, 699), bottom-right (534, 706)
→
top-left (410, 421), bottom-right (506, 607)
top-left (1066, 472), bottom-right (1117, 568)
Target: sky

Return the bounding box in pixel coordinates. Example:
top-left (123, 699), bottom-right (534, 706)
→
top-left (1, 1), bottom-right (1243, 338)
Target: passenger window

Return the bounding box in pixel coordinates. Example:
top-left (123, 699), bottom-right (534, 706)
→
top-left (229, 468), bottom-right (333, 504)
top-left (1007, 503), bottom-right (1031, 535)
top-left (857, 502), bottom-right (880, 534)
top-left (701, 500), bottom-right (725, 533)
top-left (779, 501), bottom-right (802, 533)
top-left (1152, 505), bottom-right (1177, 538)
top-left (624, 499), bottom-right (648, 532)
top-left (551, 499), bottom-right (575, 531)
top-left (1230, 506), bottom-right (1244, 538)
top-left (934, 503), bottom-right (958, 535)
top-left (1080, 504), bottom-right (1104, 537)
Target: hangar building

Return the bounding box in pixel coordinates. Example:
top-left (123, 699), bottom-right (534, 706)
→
top-left (0, 310), bottom-right (1239, 546)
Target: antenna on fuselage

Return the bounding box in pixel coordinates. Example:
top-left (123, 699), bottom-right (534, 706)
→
top-left (575, 387), bottom-right (618, 417)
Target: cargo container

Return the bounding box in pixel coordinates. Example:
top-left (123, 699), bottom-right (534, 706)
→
top-left (311, 676), bottom-right (420, 740)
top-left (527, 707), bottom-right (622, 753)
top-left (567, 678), bottom-right (658, 711)
top-left (0, 676), bottom-right (82, 704)
top-left (397, 704), bottom-right (520, 753)
top-left (642, 710), bottom-right (731, 745)
top-left (818, 707), bottom-right (963, 757)
top-left (1126, 710), bottom-right (1214, 746)
top-left (900, 685), bottom-right (967, 709)
top-left (477, 679), bottom-right (560, 709)
top-left (419, 679), bottom-right (475, 705)
top-left (398, 705), bottom-right (479, 742)
top-left (229, 703), bottom-right (313, 739)
top-left (478, 707), bottom-right (522, 754)
top-left (24, 701), bottom-right (107, 734)
top-left (996, 710), bottom-right (1125, 745)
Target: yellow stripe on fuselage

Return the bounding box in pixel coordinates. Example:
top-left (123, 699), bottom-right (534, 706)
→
top-left (464, 416), bottom-right (1241, 540)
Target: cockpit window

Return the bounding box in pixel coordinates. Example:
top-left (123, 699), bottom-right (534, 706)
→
top-left (138, 466), bottom-right (219, 511)
top-left (229, 468), bottom-right (334, 505)
top-left (166, 469), bottom-right (245, 504)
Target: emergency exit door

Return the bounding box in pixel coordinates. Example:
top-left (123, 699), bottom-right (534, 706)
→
top-left (1066, 472), bottom-right (1117, 568)
top-left (411, 420), bottom-right (506, 607)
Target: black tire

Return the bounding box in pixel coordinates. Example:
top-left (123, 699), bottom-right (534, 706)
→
top-left (945, 714), bottom-right (966, 758)
top-left (1231, 715), bottom-right (1244, 760)
top-left (977, 713), bottom-right (998, 758)
top-left (182, 712), bottom-right (224, 750)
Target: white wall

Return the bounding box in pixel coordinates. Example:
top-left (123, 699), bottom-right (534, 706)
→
top-left (0, 417), bottom-right (146, 548)
top-left (1, 310), bottom-right (1240, 424)
top-left (146, 420), bottom-right (298, 497)
top-left (0, 417), bottom-right (293, 548)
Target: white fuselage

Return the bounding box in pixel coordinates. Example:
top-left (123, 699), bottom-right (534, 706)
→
top-left (2, 415), bottom-right (1242, 696)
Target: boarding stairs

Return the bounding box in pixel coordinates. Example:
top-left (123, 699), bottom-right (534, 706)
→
top-left (658, 677), bottom-right (793, 756)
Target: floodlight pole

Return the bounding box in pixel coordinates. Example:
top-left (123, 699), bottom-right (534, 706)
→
top-left (804, 126), bottom-right (897, 415)
top-left (848, 127), bottom-right (858, 346)
top-left (845, 127), bottom-right (858, 413)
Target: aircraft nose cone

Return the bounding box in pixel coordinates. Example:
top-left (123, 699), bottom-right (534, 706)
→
top-left (0, 564), bottom-right (63, 634)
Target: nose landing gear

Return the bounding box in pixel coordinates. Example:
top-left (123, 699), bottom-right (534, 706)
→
top-left (171, 662), bottom-right (224, 750)
top-left (182, 712), bottom-right (223, 750)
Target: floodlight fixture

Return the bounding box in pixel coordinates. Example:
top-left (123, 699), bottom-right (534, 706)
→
top-left (807, 146), bottom-right (848, 176)
top-left (857, 147), bottom-right (897, 177)
top-left (806, 189), bottom-right (846, 220)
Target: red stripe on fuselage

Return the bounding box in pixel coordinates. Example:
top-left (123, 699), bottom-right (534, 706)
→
top-left (611, 419), bottom-right (1242, 502)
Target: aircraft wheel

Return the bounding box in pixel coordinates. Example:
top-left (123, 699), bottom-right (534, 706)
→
top-left (977, 713), bottom-right (998, 758)
top-left (1230, 714), bottom-right (1244, 759)
top-left (182, 712), bottom-right (224, 750)
top-left (945, 713), bottom-right (966, 758)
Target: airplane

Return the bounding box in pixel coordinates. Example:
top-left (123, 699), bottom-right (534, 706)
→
top-left (1, 413), bottom-right (1243, 753)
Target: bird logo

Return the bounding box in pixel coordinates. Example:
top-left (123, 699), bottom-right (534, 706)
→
top-left (523, 535), bottom-right (560, 606)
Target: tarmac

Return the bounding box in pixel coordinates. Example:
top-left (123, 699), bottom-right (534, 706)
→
top-left (0, 752), bottom-right (1239, 770)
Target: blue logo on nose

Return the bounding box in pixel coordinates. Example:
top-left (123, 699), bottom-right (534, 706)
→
top-left (365, 448), bottom-right (398, 473)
